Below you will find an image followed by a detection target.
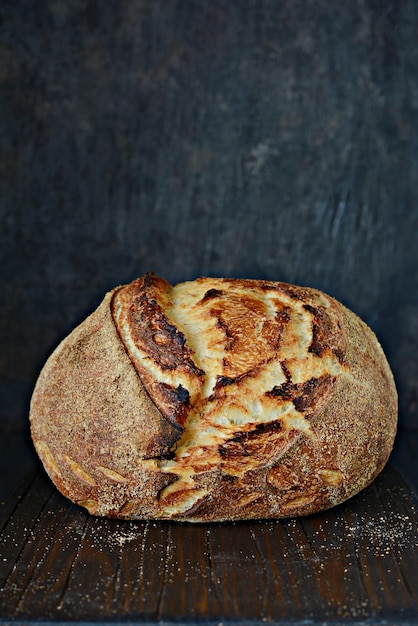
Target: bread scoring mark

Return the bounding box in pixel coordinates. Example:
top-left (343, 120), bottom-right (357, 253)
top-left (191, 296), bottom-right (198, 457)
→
top-left (118, 499), bottom-right (141, 517)
top-left (77, 499), bottom-right (100, 514)
top-left (36, 441), bottom-right (63, 480)
top-left (64, 455), bottom-right (96, 486)
top-left (157, 475), bottom-right (208, 516)
top-left (280, 494), bottom-right (317, 511)
top-left (318, 468), bottom-right (344, 486)
top-left (112, 274), bottom-right (344, 517)
top-left (237, 492), bottom-right (263, 507)
top-left (97, 465), bottom-right (128, 483)
top-left (266, 439), bottom-right (345, 511)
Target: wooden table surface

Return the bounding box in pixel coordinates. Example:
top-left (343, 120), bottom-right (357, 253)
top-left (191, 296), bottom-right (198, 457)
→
top-left (1, 1), bottom-right (418, 623)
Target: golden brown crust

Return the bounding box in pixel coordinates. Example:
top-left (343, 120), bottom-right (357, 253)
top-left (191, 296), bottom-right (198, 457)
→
top-left (29, 274), bottom-right (397, 522)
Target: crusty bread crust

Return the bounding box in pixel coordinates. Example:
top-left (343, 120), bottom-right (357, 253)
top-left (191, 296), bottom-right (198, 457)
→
top-left (30, 274), bottom-right (397, 521)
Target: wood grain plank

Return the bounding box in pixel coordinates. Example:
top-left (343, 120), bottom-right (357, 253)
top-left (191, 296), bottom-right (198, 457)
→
top-left (0, 475), bottom-right (79, 617)
top-left (297, 473), bottom-right (418, 622)
top-left (153, 523), bottom-right (215, 621)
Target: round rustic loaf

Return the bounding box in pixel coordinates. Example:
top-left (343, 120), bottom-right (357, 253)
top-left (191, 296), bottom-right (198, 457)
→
top-left (30, 273), bottom-right (397, 522)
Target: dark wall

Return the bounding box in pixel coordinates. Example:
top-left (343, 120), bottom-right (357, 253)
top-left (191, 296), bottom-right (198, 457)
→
top-left (1, 1), bottom-right (417, 434)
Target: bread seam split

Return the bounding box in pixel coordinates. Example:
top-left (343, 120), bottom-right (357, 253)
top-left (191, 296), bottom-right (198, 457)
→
top-left (110, 274), bottom-right (345, 517)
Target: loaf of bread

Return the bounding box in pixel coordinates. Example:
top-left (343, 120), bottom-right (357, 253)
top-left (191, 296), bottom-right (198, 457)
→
top-left (30, 273), bottom-right (397, 522)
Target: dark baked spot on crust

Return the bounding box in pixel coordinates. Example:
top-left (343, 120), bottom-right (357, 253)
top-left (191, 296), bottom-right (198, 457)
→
top-left (175, 384), bottom-right (190, 404)
top-left (143, 417), bottom-right (183, 460)
top-left (266, 374), bottom-right (336, 415)
top-left (281, 361), bottom-right (293, 382)
top-left (152, 382), bottom-right (191, 428)
top-left (219, 438), bottom-right (251, 460)
top-left (253, 420), bottom-right (284, 435)
top-left (261, 307), bottom-right (291, 349)
top-left (200, 288), bottom-right (224, 302)
top-left (266, 381), bottom-right (296, 401)
top-left (276, 283), bottom-right (306, 300)
top-left (292, 376), bottom-right (335, 412)
top-left (303, 304), bottom-right (319, 316)
top-left (214, 369), bottom-right (259, 389)
top-left (142, 270), bottom-right (154, 289)
top-left (221, 473), bottom-right (238, 482)
top-left (208, 366), bottom-right (270, 401)
top-left (215, 375), bottom-right (236, 388)
top-left (219, 421), bottom-right (283, 459)
top-left (304, 304), bottom-right (329, 357)
top-left (303, 303), bottom-right (345, 362)
top-left (214, 315), bottom-right (236, 351)
top-left (258, 281), bottom-right (279, 291)
top-left (333, 347), bottom-right (345, 362)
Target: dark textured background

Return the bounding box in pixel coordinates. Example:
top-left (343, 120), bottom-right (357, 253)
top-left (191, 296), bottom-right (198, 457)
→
top-left (1, 1), bottom-right (417, 475)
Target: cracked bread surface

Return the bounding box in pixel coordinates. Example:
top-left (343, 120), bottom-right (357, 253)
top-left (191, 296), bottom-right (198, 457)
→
top-left (30, 273), bottom-right (397, 521)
